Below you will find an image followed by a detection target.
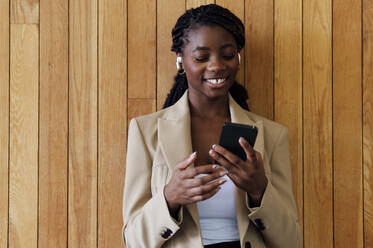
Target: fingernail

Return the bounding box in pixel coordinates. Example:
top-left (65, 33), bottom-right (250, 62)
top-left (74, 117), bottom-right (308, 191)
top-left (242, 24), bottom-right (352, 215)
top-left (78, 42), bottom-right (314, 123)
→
top-left (209, 149), bottom-right (214, 155)
top-left (219, 178), bottom-right (227, 184)
top-left (219, 170), bottom-right (227, 176)
top-left (190, 151), bottom-right (196, 158)
top-left (239, 137), bottom-right (245, 143)
top-left (212, 164), bottom-right (219, 169)
top-left (212, 144), bottom-right (216, 149)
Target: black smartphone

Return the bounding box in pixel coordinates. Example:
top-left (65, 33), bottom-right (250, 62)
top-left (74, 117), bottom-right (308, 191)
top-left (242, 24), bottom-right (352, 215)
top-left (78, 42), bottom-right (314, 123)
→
top-left (218, 122), bottom-right (258, 161)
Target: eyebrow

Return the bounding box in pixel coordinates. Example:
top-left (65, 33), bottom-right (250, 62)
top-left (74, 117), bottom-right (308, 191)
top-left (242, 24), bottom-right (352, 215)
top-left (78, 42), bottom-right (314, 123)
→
top-left (192, 43), bottom-right (236, 52)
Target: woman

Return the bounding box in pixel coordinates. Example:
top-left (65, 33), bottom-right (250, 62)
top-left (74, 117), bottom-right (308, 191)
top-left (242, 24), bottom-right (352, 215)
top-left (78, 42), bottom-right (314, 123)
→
top-left (122, 4), bottom-right (300, 248)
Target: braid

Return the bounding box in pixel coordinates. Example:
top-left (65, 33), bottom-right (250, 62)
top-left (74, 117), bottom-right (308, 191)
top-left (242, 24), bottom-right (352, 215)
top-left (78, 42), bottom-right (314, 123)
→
top-left (163, 74), bottom-right (188, 109)
top-left (229, 81), bottom-right (249, 111)
top-left (163, 4), bottom-right (249, 111)
top-left (171, 4), bottom-right (245, 54)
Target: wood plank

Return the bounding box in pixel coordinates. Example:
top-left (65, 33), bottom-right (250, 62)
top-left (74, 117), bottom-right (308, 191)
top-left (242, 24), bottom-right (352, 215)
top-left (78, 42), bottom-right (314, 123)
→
top-left (0, 0), bottom-right (9, 247)
top-left (128, 0), bottom-right (156, 99)
top-left (69, 0), bottom-right (97, 247)
top-left (273, 0), bottom-right (303, 245)
top-left (333, 1), bottom-right (363, 247)
top-left (215, 0), bottom-right (245, 94)
top-left (98, 0), bottom-right (127, 247)
top-left (156, 0), bottom-right (185, 110)
top-left (9, 24), bottom-right (38, 248)
top-left (10, 0), bottom-right (39, 24)
top-left (38, 1), bottom-right (68, 247)
top-left (303, 0), bottom-right (333, 247)
top-left (364, 0), bottom-right (373, 247)
top-left (186, 0), bottom-right (215, 9)
top-left (244, 0), bottom-right (273, 119)
top-left (127, 99), bottom-right (156, 125)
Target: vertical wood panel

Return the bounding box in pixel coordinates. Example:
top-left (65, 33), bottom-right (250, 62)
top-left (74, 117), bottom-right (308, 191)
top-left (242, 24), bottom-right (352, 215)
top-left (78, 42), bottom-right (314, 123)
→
top-left (69, 0), bottom-right (97, 247)
top-left (11, 0), bottom-right (39, 24)
top-left (186, 0), bottom-right (215, 9)
top-left (244, 0), bottom-right (274, 119)
top-left (333, 1), bottom-right (363, 247)
top-left (303, 0), bottom-right (333, 247)
top-left (1, 2), bottom-right (371, 247)
top-left (274, 0), bottom-right (303, 245)
top-left (127, 99), bottom-right (156, 125)
top-left (9, 24), bottom-right (38, 248)
top-left (216, 0), bottom-right (245, 90)
top-left (156, 0), bottom-right (185, 110)
top-left (39, 0), bottom-right (68, 247)
top-left (364, 0), bottom-right (373, 247)
top-left (128, 0), bottom-right (156, 99)
top-left (0, 0), bottom-right (9, 247)
top-left (98, 0), bottom-right (127, 247)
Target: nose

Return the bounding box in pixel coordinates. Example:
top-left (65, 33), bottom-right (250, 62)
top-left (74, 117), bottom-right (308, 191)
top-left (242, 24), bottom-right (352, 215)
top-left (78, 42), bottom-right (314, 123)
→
top-left (207, 57), bottom-right (227, 72)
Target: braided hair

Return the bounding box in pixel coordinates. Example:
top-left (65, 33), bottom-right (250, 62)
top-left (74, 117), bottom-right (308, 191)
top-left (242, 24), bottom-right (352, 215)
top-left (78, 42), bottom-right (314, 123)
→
top-left (163, 4), bottom-right (249, 111)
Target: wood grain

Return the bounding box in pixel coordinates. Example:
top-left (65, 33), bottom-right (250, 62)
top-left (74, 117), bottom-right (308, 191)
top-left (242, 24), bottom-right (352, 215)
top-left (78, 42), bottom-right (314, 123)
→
top-left (1, 2), bottom-right (372, 247)
top-left (9, 24), bottom-right (38, 248)
top-left (39, 0), bottom-right (68, 247)
top-left (156, 0), bottom-right (185, 110)
top-left (11, 0), bottom-right (39, 24)
top-left (127, 99), bottom-right (156, 126)
top-left (0, 0), bottom-right (9, 247)
top-left (98, 0), bottom-right (127, 247)
top-left (216, 0), bottom-right (245, 90)
top-left (274, 0), bottom-right (303, 245)
top-left (244, 0), bottom-right (273, 119)
top-left (186, 0), bottom-right (215, 9)
top-left (69, 0), bottom-right (97, 247)
top-left (364, 0), bottom-right (373, 247)
top-left (333, 1), bottom-right (363, 247)
top-left (128, 0), bottom-right (156, 99)
top-left (303, 0), bottom-right (333, 247)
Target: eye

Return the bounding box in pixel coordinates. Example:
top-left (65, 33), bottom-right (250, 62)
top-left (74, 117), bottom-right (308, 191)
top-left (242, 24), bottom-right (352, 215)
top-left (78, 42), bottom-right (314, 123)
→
top-left (223, 54), bottom-right (235, 60)
top-left (194, 57), bottom-right (208, 62)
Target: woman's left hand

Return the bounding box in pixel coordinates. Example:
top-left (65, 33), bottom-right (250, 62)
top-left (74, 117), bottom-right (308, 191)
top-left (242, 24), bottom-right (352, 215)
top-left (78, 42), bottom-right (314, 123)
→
top-left (209, 137), bottom-right (268, 206)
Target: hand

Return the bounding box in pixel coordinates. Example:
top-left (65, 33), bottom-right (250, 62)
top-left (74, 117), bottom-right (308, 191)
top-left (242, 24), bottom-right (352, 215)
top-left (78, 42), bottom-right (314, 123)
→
top-left (209, 137), bottom-right (268, 206)
top-left (164, 152), bottom-right (227, 216)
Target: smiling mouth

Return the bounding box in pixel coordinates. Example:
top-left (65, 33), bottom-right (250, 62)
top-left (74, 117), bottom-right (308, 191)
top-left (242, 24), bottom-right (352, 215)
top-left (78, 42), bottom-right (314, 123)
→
top-left (204, 77), bottom-right (228, 85)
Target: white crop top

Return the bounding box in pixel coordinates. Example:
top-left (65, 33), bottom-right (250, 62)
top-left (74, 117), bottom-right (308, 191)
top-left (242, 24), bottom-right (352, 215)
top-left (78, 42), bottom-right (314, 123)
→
top-left (196, 174), bottom-right (240, 245)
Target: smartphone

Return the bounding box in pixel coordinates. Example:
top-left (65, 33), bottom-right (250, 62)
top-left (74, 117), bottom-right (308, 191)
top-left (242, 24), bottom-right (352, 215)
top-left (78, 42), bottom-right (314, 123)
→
top-left (218, 122), bottom-right (258, 161)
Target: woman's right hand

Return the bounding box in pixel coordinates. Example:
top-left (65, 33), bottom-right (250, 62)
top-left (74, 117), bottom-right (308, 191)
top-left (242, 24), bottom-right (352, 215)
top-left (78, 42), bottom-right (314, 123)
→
top-left (164, 152), bottom-right (228, 216)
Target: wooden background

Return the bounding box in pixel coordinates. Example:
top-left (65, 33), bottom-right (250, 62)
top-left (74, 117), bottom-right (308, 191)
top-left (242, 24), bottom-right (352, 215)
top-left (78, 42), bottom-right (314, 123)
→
top-left (0, 0), bottom-right (372, 247)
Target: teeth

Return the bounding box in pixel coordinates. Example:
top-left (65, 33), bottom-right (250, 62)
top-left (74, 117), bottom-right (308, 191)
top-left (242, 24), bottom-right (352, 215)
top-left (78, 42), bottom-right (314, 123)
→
top-left (206, 78), bottom-right (226, 84)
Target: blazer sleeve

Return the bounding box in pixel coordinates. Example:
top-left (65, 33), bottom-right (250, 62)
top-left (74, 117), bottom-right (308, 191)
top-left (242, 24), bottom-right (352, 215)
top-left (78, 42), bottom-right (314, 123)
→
top-left (246, 127), bottom-right (301, 248)
top-left (122, 118), bottom-right (182, 248)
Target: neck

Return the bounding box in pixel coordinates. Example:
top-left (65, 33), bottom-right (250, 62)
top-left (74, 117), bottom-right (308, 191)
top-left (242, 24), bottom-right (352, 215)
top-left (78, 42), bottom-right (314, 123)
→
top-left (188, 91), bottom-right (230, 119)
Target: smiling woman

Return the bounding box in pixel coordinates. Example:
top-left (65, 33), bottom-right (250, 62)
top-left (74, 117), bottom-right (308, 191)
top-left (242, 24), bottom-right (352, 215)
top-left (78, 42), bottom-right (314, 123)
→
top-left (181, 26), bottom-right (239, 101)
top-left (122, 4), bottom-right (300, 248)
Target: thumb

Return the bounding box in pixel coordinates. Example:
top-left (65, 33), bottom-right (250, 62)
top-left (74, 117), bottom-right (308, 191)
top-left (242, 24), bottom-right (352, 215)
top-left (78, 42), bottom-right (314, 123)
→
top-left (239, 137), bottom-right (253, 160)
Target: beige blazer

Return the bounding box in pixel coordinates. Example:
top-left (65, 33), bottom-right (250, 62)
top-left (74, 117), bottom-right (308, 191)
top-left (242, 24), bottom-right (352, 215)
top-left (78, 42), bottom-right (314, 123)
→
top-left (122, 91), bottom-right (300, 248)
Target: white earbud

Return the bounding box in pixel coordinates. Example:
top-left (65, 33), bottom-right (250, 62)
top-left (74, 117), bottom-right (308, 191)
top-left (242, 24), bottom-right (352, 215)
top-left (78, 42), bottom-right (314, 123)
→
top-left (176, 56), bottom-right (182, 71)
top-left (238, 53), bottom-right (241, 64)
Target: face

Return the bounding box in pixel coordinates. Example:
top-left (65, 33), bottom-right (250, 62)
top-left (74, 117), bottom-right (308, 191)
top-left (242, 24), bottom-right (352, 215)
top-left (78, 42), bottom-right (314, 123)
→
top-left (180, 25), bottom-right (240, 102)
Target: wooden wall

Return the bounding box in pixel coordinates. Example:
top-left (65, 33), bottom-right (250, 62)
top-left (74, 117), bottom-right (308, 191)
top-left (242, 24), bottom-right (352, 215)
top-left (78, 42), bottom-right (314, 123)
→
top-left (0, 0), bottom-right (372, 247)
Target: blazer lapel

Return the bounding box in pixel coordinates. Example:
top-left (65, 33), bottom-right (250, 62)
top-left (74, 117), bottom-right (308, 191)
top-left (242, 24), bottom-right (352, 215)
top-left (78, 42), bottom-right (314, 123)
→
top-left (158, 91), bottom-right (201, 228)
top-left (228, 94), bottom-right (265, 158)
top-left (229, 95), bottom-right (267, 244)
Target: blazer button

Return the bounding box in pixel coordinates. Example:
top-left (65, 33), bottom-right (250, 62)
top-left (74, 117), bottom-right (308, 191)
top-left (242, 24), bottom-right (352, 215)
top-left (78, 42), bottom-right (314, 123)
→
top-left (254, 218), bottom-right (266, 230)
top-left (160, 227), bottom-right (173, 239)
top-left (245, 241), bottom-right (251, 248)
